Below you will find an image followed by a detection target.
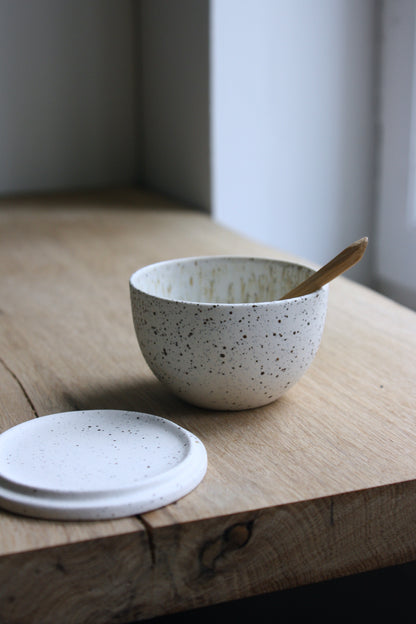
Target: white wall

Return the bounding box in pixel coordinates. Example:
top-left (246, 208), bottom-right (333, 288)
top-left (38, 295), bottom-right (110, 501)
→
top-left (140, 0), bottom-right (210, 210)
top-left (0, 0), bottom-right (139, 194)
top-left (0, 0), bottom-right (380, 291)
top-left (210, 0), bottom-right (376, 284)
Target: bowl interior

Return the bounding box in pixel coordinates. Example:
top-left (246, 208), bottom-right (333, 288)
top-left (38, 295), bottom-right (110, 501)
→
top-left (131, 257), bottom-right (316, 304)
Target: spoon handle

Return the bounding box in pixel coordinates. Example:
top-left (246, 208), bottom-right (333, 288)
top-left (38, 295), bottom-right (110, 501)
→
top-left (280, 237), bottom-right (368, 300)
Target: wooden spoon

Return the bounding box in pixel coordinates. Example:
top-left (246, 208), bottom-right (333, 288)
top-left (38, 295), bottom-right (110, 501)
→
top-left (280, 236), bottom-right (368, 300)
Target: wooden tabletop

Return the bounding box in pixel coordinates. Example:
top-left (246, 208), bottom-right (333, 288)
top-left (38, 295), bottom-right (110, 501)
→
top-left (1, 189), bottom-right (416, 623)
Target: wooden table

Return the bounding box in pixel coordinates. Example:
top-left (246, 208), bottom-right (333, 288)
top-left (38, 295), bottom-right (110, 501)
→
top-left (1, 189), bottom-right (416, 623)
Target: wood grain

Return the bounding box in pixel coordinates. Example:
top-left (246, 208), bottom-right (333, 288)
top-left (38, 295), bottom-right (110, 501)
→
top-left (0, 189), bottom-right (416, 622)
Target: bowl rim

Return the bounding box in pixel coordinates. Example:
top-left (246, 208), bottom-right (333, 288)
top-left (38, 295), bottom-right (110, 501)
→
top-left (129, 255), bottom-right (329, 308)
top-left (129, 255), bottom-right (328, 307)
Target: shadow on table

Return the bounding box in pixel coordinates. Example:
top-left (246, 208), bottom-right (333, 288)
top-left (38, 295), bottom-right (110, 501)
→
top-left (60, 378), bottom-right (191, 416)
top-left (58, 376), bottom-right (279, 427)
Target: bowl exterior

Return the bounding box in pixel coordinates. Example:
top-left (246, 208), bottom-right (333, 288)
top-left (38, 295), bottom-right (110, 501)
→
top-left (130, 285), bottom-right (328, 411)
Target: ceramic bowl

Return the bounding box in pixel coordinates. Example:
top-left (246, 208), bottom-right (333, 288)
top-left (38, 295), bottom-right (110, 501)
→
top-left (130, 256), bottom-right (328, 411)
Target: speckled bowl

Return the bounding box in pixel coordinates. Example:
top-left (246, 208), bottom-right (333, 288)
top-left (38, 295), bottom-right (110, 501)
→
top-left (130, 256), bottom-right (328, 411)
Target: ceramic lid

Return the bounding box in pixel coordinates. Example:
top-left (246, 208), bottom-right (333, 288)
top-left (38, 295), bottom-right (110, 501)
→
top-left (0, 410), bottom-right (207, 521)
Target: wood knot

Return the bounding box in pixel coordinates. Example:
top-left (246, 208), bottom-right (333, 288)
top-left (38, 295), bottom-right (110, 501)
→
top-left (199, 520), bottom-right (254, 573)
top-left (224, 523), bottom-right (252, 548)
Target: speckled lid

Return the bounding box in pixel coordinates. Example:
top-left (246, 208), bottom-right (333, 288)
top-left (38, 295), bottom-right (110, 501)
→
top-left (0, 410), bottom-right (207, 521)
